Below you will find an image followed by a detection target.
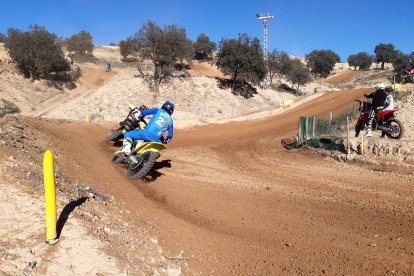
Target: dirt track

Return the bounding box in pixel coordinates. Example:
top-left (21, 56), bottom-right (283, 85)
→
top-left (31, 87), bottom-right (414, 274)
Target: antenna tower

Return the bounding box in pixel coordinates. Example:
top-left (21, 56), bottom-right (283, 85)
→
top-left (256, 13), bottom-right (274, 88)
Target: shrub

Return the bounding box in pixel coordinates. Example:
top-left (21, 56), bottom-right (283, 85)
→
top-left (0, 33), bottom-right (6, 43)
top-left (5, 25), bottom-right (69, 81)
top-left (131, 20), bottom-right (194, 91)
top-left (216, 33), bottom-right (266, 84)
top-left (66, 31), bottom-right (94, 55)
top-left (347, 52), bottom-right (373, 70)
top-left (194, 33), bottom-right (216, 60)
top-left (374, 43), bottom-right (395, 69)
top-left (305, 49), bottom-right (340, 78)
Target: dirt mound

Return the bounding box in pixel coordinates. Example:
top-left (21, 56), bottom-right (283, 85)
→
top-left (188, 61), bottom-right (224, 78)
top-left (38, 68), bottom-right (298, 128)
top-left (325, 70), bottom-right (361, 84)
top-left (78, 64), bottom-right (118, 89)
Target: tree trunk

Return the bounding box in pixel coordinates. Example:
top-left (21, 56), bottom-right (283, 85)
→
top-left (381, 61), bottom-right (385, 70)
top-left (30, 69), bottom-right (36, 82)
top-left (153, 66), bottom-right (161, 93)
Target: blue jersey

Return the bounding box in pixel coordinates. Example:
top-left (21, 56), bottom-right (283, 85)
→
top-left (142, 108), bottom-right (174, 140)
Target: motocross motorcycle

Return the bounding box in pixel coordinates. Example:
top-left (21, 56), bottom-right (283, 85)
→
top-left (402, 67), bottom-right (414, 82)
top-left (103, 104), bottom-right (147, 144)
top-left (111, 141), bottom-right (166, 180)
top-left (354, 100), bottom-right (404, 139)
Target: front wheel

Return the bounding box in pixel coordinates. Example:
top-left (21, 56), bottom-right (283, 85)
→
top-left (385, 118), bottom-right (404, 139)
top-left (128, 151), bottom-right (160, 180)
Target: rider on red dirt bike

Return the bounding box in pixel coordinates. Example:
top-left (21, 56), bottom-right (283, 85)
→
top-left (363, 83), bottom-right (389, 137)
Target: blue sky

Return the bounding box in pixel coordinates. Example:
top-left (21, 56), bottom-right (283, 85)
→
top-left (1, 0), bottom-right (412, 61)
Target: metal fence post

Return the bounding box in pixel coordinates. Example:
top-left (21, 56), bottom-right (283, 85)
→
top-left (312, 116), bottom-right (316, 138)
top-left (346, 116), bottom-right (350, 158)
top-left (305, 116), bottom-right (309, 145)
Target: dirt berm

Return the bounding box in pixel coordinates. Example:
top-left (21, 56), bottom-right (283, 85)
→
top-left (1, 87), bottom-right (413, 275)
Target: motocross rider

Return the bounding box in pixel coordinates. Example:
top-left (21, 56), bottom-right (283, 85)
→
top-left (364, 83), bottom-right (389, 137)
top-left (115, 101), bottom-right (175, 156)
top-left (121, 104), bottom-right (149, 130)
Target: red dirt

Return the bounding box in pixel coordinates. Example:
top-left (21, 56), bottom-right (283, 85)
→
top-left (326, 71), bottom-right (361, 84)
top-left (4, 89), bottom-right (414, 275)
top-left (189, 62), bottom-right (224, 78)
top-left (78, 64), bottom-right (118, 89)
top-left (8, 88), bottom-right (414, 274)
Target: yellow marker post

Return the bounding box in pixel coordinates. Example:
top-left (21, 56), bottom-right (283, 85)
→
top-left (361, 135), bottom-right (364, 155)
top-left (44, 150), bottom-right (59, 245)
top-left (85, 109), bottom-right (89, 122)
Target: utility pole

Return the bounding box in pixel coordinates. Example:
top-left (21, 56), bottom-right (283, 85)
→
top-left (256, 13), bottom-right (274, 89)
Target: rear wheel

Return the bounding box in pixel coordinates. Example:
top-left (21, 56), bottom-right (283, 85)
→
top-left (128, 151), bottom-right (160, 180)
top-left (385, 118), bottom-right (404, 139)
top-left (103, 130), bottom-right (123, 144)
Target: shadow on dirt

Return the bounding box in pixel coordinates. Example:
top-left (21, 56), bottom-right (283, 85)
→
top-left (143, 159), bottom-right (172, 183)
top-left (57, 197), bottom-right (88, 238)
top-left (215, 78), bottom-right (258, 99)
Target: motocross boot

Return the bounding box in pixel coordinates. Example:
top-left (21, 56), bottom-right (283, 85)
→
top-left (365, 129), bottom-right (372, 137)
top-left (115, 138), bottom-right (132, 156)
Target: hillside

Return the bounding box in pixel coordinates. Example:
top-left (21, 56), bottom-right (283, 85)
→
top-left (1, 44), bottom-right (335, 128)
top-left (1, 44), bottom-right (414, 275)
top-left (2, 43), bottom-right (413, 134)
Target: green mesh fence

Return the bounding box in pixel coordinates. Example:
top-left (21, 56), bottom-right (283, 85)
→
top-left (0, 99), bottom-right (21, 117)
top-left (298, 104), bottom-right (359, 144)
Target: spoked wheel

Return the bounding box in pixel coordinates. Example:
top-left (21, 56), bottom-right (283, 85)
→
top-left (128, 151), bottom-right (160, 180)
top-left (385, 118), bottom-right (404, 139)
top-left (103, 130), bottom-right (123, 144)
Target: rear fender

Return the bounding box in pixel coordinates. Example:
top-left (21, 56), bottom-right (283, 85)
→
top-left (135, 142), bottom-right (166, 154)
top-left (378, 110), bottom-right (398, 123)
top-left (113, 124), bottom-right (121, 131)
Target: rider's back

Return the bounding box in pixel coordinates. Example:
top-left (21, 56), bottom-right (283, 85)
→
top-left (145, 108), bottom-right (173, 140)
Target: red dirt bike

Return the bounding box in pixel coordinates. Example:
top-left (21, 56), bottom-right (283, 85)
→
top-left (402, 65), bottom-right (414, 75)
top-left (103, 104), bottom-right (147, 144)
top-left (354, 100), bottom-right (404, 139)
top-left (401, 66), bottom-right (414, 83)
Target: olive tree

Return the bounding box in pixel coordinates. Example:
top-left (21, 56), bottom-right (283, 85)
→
top-left (286, 59), bottom-right (312, 90)
top-left (268, 49), bottom-right (292, 84)
top-left (119, 37), bottom-right (137, 61)
top-left (0, 33), bottom-right (6, 43)
top-left (305, 49), bottom-right (340, 78)
top-left (216, 33), bottom-right (266, 84)
top-left (5, 25), bottom-right (69, 81)
top-left (374, 43), bottom-right (395, 69)
top-left (132, 20), bottom-right (193, 91)
top-left (193, 33), bottom-right (216, 60)
top-left (67, 31), bottom-right (94, 55)
top-left (347, 52), bottom-right (373, 70)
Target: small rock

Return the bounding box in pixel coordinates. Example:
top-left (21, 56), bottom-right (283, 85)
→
top-left (5, 255), bottom-right (16, 260)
